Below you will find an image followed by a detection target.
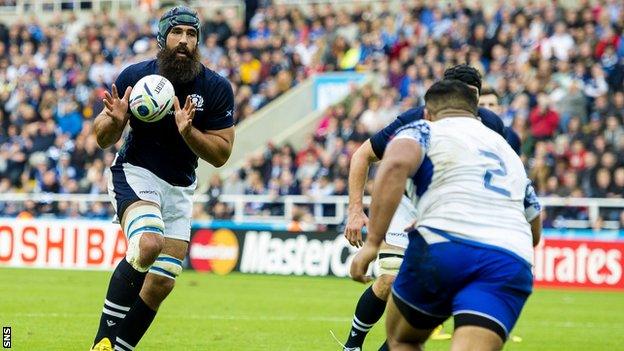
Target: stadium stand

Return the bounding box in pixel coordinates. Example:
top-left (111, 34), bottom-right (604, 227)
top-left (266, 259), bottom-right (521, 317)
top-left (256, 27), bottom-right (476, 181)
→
top-left (0, 1), bottom-right (623, 228)
top-left (226, 1), bottom-right (624, 228)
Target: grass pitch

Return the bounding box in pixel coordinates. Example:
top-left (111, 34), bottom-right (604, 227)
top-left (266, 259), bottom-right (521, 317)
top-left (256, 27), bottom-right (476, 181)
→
top-left (0, 268), bottom-right (622, 350)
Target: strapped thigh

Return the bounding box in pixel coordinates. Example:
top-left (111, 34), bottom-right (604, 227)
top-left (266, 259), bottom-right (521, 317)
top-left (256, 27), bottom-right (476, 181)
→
top-left (377, 246), bottom-right (405, 277)
top-left (149, 254), bottom-right (183, 280)
top-left (123, 203), bottom-right (165, 272)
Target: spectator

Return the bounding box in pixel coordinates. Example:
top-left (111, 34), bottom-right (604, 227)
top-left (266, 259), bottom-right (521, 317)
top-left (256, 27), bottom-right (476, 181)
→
top-left (1, 1), bottom-right (623, 226)
top-left (548, 22), bottom-right (575, 61)
top-left (530, 93), bottom-right (560, 140)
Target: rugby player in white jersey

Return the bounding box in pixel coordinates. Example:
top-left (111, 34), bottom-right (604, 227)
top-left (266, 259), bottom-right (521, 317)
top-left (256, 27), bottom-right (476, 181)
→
top-left (351, 79), bottom-right (541, 351)
top-left (341, 66), bottom-right (529, 350)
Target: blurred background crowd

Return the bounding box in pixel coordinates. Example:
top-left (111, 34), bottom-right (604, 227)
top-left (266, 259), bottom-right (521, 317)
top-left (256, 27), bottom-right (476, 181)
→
top-left (0, 1), bottom-right (623, 227)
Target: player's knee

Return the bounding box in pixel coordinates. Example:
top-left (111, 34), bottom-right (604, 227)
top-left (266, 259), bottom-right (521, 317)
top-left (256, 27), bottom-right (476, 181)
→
top-left (373, 274), bottom-right (396, 300)
top-left (138, 234), bottom-right (164, 266)
top-left (123, 204), bottom-right (165, 272)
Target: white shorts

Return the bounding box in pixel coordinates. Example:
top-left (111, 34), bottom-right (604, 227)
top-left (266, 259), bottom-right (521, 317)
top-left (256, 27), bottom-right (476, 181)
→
top-left (107, 161), bottom-right (196, 241)
top-left (384, 196), bottom-right (417, 249)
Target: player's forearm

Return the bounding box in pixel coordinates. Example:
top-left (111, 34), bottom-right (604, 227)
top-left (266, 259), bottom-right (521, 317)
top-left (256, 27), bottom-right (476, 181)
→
top-left (94, 112), bottom-right (127, 149)
top-left (182, 127), bottom-right (234, 167)
top-left (348, 140), bottom-right (379, 211)
top-left (367, 159), bottom-right (410, 247)
top-left (530, 216), bottom-right (542, 247)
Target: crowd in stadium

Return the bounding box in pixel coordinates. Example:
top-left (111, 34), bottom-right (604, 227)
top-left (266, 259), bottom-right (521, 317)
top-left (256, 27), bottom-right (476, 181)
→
top-left (0, 1), bottom-right (623, 227)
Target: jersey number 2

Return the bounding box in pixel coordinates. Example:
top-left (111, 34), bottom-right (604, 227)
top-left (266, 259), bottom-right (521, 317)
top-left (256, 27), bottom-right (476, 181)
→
top-left (479, 150), bottom-right (511, 197)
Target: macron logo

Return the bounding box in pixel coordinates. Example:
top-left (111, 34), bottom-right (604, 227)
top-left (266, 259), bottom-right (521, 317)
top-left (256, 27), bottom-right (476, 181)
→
top-left (107, 320), bottom-right (116, 327)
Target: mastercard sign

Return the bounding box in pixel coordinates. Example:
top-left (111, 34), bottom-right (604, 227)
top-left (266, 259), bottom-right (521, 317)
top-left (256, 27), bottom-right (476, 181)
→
top-left (189, 229), bottom-right (239, 275)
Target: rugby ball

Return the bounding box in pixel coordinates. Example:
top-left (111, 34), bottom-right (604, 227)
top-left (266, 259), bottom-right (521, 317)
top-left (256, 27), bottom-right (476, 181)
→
top-left (129, 75), bottom-right (175, 122)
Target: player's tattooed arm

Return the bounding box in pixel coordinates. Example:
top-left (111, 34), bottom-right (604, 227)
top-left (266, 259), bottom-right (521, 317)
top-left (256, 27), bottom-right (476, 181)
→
top-left (174, 96), bottom-right (235, 167)
top-left (350, 138), bottom-right (423, 283)
top-left (94, 84), bottom-right (132, 149)
top-left (345, 139), bottom-right (379, 248)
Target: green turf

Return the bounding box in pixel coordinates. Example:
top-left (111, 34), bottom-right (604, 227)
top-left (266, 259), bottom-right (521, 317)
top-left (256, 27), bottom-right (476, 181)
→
top-left (0, 268), bottom-right (622, 350)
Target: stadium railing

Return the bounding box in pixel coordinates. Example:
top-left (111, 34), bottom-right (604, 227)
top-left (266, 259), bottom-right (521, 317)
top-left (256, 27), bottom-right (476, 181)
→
top-left (0, 193), bottom-right (622, 229)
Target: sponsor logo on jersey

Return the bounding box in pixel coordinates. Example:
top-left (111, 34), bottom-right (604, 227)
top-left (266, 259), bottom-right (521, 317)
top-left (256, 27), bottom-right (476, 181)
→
top-left (189, 229), bottom-right (239, 274)
top-left (138, 190), bottom-right (158, 195)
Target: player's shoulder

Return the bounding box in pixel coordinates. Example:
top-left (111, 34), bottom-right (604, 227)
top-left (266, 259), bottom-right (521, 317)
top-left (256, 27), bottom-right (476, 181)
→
top-left (118, 59), bottom-right (158, 79)
top-left (476, 107), bottom-right (505, 136)
top-left (396, 106), bottom-right (425, 125)
top-left (397, 118), bottom-right (430, 132)
top-left (201, 66), bottom-right (232, 92)
top-left (394, 119), bottom-right (431, 147)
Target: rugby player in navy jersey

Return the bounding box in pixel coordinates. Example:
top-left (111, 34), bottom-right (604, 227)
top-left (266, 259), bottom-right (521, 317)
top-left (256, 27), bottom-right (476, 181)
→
top-left (90, 6), bottom-right (235, 351)
top-left (341, 65), bottom-right (522, 351)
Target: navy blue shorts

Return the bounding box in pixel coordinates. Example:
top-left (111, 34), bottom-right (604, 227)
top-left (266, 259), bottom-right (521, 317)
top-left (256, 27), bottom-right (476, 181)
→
top-left (392, 231), bottom-right (533, 341)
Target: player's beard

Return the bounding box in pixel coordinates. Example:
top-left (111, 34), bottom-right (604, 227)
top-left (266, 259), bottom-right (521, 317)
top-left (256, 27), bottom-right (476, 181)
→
top-left (157, 45), bottom-right (202, 84)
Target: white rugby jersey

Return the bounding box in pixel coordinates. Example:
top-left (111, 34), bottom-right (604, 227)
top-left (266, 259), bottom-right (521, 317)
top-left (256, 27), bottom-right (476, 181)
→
top-left (393, 117), bottom-right (537, 263)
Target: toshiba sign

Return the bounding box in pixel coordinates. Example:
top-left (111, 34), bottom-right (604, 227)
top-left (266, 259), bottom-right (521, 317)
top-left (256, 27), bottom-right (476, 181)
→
top-left (534, 239), bottom-right (624, 289)
top-left (0, 219), bottom-right (126, 269)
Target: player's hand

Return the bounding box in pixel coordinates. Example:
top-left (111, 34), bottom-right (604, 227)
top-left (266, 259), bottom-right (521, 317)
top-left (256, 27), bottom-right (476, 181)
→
top-left (174, 96), bottom-right (196, 137)
top-left (345, 207), bottom-right (368, 248)
top-left (103, 84), bottom-right (131, 127)
top-left (350, 241), bottom-right (378, 284)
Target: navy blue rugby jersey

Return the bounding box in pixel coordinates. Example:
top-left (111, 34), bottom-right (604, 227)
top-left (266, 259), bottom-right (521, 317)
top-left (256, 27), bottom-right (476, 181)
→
top-left (114, 59), bottom-right (234, 186)
top-left (369, 107), bottom-right (513, 159)
top-left (503, 126), bottom-right (521, 155)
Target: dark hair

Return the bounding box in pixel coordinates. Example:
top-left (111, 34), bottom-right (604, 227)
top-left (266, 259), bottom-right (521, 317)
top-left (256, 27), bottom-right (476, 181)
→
top-left (443, 64), bottom-right (482, 94)
top-left (424, 79), bottom-right (478, 116)
top-left (479, 87), bottom-right (500, 102)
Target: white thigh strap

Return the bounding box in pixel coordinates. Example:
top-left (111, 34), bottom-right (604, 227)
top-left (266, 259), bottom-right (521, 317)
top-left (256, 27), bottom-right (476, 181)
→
top-left (123, 205), bottom-right (164, 239)
top-left (149, 254), bottom-right (183, 280)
